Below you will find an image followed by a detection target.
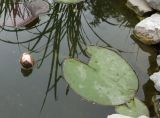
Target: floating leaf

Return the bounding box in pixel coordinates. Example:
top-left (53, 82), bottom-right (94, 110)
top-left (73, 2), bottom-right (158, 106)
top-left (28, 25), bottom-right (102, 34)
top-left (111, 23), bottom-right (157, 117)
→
top-left (63, 46), bottom-right (138, 105)
top-left (56, 0), bottom-right (84, 4)
top-left (115, 98), bottom-right (149, 117)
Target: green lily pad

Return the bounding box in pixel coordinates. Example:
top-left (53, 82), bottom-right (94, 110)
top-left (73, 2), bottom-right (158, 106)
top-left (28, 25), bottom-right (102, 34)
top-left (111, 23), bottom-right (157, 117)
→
top-left (115, 98), bottom-right (149, 117)
top-left (56, 0), bottom-right (84, 4)
top-left (63, 46), bottom-right (138, 105)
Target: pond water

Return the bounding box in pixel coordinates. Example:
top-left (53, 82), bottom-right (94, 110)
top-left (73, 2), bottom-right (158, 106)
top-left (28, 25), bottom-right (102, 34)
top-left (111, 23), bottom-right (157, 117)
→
top-left (0, 0), bottom-right (159, 117)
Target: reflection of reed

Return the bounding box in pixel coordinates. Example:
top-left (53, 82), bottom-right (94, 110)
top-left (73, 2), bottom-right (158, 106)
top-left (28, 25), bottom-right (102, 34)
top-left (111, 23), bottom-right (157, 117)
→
top-left (0, 0), bottom-right (34, 27)
top-left (88, 0), bottom-right (139, 27)
top-left (0, 0), bottom-right (20, 14)
top-left (0, 0), bottom-right (133, 113)
top-left (37, 2), bottom-right (89, 112)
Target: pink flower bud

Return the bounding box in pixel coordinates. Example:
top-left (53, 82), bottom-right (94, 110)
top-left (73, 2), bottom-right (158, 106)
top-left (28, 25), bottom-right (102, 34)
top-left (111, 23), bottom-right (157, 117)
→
top-left (20, 53), bottom-right (34, 70)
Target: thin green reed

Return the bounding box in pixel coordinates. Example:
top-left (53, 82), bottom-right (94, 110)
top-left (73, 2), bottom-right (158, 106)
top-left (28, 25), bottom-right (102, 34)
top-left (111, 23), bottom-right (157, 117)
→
top-left (34, 2), bottom-right (87, 111)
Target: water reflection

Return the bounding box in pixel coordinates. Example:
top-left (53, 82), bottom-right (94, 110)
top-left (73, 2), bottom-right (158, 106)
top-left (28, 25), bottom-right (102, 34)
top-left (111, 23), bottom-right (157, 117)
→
top-left (130, 35), bottom-right (160, 117)
top-left (131, 35), bottom-right (159, 75)
top-left (0, 0), bottom-right (155, 117)
top-left (0, 0), bottom-right (49, 27)
top-left (21, 68), bottom-right (33, 76)
top-left (88, 0), bottom-right (139, 27)
top-left (0, 1), bottom-right (91, 112)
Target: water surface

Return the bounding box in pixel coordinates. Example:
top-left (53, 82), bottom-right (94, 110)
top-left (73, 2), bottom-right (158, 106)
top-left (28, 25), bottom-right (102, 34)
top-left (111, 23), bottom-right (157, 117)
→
top-left (0, 0), bottom-right (158, 117)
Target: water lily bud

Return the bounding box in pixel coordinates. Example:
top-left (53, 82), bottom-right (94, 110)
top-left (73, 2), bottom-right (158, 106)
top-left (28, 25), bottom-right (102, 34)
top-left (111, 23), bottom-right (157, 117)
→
top-left (20, 53), bottom-right (34, 70)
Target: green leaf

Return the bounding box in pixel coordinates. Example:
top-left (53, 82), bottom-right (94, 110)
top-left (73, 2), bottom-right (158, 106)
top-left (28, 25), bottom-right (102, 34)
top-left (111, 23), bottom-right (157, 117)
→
top-left (115, 98), bottom-right (149, 117)
top-left (63, 46), bottom-right (138, 105)
top-left (56, 0), bottom-right (84, 4)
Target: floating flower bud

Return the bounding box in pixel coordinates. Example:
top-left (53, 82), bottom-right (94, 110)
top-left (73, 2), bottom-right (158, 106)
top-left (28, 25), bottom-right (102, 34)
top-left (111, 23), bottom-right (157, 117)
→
top-left (20, 53), bottom-right (34, 70)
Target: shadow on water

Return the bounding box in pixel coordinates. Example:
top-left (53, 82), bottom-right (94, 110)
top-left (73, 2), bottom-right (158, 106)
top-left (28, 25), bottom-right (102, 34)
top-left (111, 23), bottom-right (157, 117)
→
top-left (131, 35), bottom-right (159, 75)
top-left (87, 0), bottom-right (139, 27)
top-left (0, 0), bottom-right (157, 117)
top-left (131, 35), bottom-right (160, 117)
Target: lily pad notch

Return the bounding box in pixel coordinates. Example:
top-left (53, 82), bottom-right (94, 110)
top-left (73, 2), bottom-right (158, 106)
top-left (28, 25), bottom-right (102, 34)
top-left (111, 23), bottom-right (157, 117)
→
top-left (63, 46), bottom-right (139, 106)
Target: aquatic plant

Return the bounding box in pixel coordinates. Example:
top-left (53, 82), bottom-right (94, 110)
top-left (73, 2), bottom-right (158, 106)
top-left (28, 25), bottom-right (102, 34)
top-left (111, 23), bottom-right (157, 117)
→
top-left (0, 0), bottom-right (149, 116)
top-left (116, 98), bottom-right (149, 117)
top-left (63, 46), bottom-right (150, 117)
top-left (63, 46), bottom-right (138, 105)
top-left (0, 1), bottom-right (89, 107)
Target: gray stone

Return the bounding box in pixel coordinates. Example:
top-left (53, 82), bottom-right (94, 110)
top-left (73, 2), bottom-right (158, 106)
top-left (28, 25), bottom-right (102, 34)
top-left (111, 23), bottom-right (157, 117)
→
top-left (0, 4), bottom-right (37, 27)
top-left (107, 114), bottom-right (149, 118)
top-left (134, 13), bottom-right (160, 45)
top-left (25, 0), bottom-right (49, 16)
top-left (0, 0), bottom-right (49, 27)
top-left (146, 0), bottom-right (160, 11)
top-left (126, 0), bottom-right (152, 16)
top-left (150, 71), bottom-right (160, 91)
top-left (107, 114), bottom-right (131, 118)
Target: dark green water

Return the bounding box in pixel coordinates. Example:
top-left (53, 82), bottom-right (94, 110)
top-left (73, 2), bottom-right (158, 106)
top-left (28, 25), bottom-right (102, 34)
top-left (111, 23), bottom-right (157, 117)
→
top-left (0, 0), bottom-right (159, 117)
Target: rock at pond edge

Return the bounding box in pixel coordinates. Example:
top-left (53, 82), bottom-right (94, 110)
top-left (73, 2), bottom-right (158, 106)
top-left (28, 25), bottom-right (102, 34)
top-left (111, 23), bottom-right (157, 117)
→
top-left (107, 114), bottom-right (149, 118)
top-left (126, 0), bottom-right (152, 16)
top-left (146, 0), bottom-right (160, 12)
top-left (134, 13), bottom-right (160, 45)
top-left (150, 71), bottom-right (160, 92)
